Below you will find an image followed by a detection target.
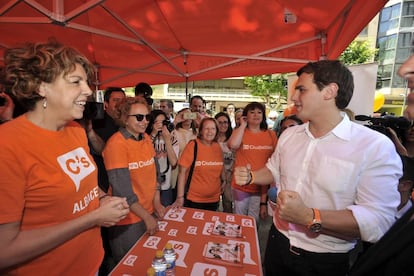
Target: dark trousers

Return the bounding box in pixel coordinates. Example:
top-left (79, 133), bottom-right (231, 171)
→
top-left (264, 224), bottom-right (350, 276)
top-left (184, 198), bottom-right (219, 211)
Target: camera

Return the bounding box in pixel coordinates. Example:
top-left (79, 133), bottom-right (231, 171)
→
top-left (163, 119), bottom-right (175, 132)
top-left (355, 114), bottom-right (411, 139)
top-left (82, 91), bottom-right (105, 121)
top-left (83, 101), bottom-right (104, 120)
top-left (183, 112), bottom-right (197, 120)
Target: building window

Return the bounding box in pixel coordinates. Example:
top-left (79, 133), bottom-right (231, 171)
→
top-left (379, 4), bottom-right (401, 35)
top-left (402, 1), bottom-right (414, 16)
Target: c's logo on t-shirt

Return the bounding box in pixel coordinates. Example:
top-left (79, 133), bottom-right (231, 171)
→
top-left (57, 147), bottom-right (95, 191)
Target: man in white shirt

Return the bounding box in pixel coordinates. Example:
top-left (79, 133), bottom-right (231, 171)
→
top-left (234, 60), bottom-right (402, 276)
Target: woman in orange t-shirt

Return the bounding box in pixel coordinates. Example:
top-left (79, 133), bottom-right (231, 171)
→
top-left (103, 97), bottom-right (165, 264)
top-left (0, 41), bottom-right (129, 275)
top-left (173, 118), bottom-right (224, 211)
top-left (228, 102), bottom-right (277, 222)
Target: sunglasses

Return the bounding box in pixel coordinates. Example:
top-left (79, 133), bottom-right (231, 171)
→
top-left (128, 114), bottom-right (151, 122)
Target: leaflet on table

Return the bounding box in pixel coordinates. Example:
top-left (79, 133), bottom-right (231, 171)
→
top-left (203, 242), bottom-right (243, 266)
top-left (211, 220), bottom-right (242, 238)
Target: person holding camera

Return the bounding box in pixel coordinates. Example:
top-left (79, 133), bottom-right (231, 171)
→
top-left (347, 41), bottom-right (414, 276)
top-left (146, 109), bottom-right (179, 206)
top-left (0, 40), bottom-right (130, 275)
top-left (190, 95), bottom-right (208, 128)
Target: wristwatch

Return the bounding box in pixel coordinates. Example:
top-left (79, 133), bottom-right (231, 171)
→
top-left (307, 208), bottom-right (322, 233)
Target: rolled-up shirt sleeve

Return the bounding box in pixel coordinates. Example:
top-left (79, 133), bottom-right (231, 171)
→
top-left (347, 139), bottom-right (402, 243)
top-left (107, 168), bottom-right (138, 206)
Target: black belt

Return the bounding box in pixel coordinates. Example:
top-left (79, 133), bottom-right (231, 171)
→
top-left (289, 244), bottom-right (315, 256)
top-left (271, 224), bottom-right (348, 257)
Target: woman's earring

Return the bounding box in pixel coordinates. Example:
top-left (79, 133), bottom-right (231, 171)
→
top-left (42, 98), bottom-right (47, 109)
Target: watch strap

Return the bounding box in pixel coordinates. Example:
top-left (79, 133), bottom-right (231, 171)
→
top-left (306, 208), bottom-right (322, 230)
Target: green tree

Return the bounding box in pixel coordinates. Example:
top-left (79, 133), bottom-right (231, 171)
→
top-left (244, 74), bottom-right (288, 110)
top-left (244, 74), bottom-right (287, 110)
top-left (339, 40), bottom-right (377, 65)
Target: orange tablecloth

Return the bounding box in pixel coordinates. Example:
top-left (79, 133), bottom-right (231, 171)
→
top-left (109, 207), bottom-right (263, 276)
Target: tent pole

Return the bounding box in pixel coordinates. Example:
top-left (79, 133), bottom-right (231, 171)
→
top-left (185, 76), bottom-right (188, 101)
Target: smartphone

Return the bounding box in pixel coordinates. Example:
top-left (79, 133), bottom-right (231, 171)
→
top-left (183, 112), bottom-right (197, 120)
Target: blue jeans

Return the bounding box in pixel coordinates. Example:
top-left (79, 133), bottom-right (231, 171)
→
top-left (232, 189), bottom-right (261, 221)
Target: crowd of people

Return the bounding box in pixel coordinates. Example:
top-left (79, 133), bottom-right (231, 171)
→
top-left (0, 39), bottom-right (413, 276)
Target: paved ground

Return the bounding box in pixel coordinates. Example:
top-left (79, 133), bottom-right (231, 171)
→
top-left (257, 215), bottom-right (272, 265)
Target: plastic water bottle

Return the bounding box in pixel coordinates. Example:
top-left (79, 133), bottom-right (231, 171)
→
top-left (152, 250), bottom-right (167, 276)
top-left (147, 267), bottom-right (156, 276)
top-left (163, 243), bottom-right (176, 276)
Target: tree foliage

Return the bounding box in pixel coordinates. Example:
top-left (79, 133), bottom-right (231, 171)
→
top-left (244, 74), bottom-right (287, 110)
top-left (339, 40), bottom-right (377, 65)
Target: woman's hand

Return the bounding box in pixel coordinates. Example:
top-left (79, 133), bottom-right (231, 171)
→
top-left (154, 201), bottom-right (166, 219)
top-left (172, 196), bottom-right (184, 208)
top-left (143, 215), bottom-right (159, 235)
top-left (160, 125), bottom-right (172, 140)
top-left (94, 197), bottom-right (129, 227)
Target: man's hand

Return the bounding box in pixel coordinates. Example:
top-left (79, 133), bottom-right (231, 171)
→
top-left (277, 190), bottom-right (313, 226)
top-left (233, 165), bottom-right (251, 186)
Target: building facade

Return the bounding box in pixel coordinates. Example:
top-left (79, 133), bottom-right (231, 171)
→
top-left (377, 0), bottom-right (414, 115)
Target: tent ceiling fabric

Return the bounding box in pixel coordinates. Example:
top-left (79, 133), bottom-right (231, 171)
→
top-left (0, 0), bottom-right (387, 87)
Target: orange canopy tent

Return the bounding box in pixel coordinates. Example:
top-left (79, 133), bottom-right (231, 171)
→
top-left (0, 0), bottom-right (387, 88)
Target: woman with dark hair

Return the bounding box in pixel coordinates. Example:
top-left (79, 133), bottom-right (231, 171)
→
top-left (215, 112), bottom-right (235, 213)
top-left (146, 109), bottom-right (178, 207)
top-left (278, 114), bottom-right (303, 136)
top-left (173, 117), bottom-right (224, 211)
top-left (227, 102), bottom-right (277, 221)
top-left (170, 108), bottom-right (198, 199)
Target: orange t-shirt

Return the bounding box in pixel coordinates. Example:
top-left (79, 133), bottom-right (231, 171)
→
top-left (179, 139), bottom-right (223, 203)
top-left (103, 132), bottom-right (157, 225)
top-left (231, 129), bottom-right (277, 194)
top-left (0, 115), bottom-right (103, 275)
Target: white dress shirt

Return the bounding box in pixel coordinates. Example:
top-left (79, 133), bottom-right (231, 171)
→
top-left (266, 114), bottom-right (402, 253)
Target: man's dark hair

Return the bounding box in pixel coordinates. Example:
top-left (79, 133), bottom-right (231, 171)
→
top-left (103, 87), bottom-right (125, 103)
top-left (190, 95), bottom-right (205, 105)
top-left (297, 60), bottom-right (354, 109)
top-left (134, 82), bottom-right (153, 97)
top-left (160, 99), bottom-right (174, 109)
top-left (134, 82), bottom-right (153, 105)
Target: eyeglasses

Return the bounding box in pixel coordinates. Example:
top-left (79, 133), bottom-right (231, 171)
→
top-left (128, 114), bottom-right (151, 121)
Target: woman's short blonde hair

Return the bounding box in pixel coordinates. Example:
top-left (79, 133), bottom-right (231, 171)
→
top-left (114, 96), bottom-right (148, 127)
